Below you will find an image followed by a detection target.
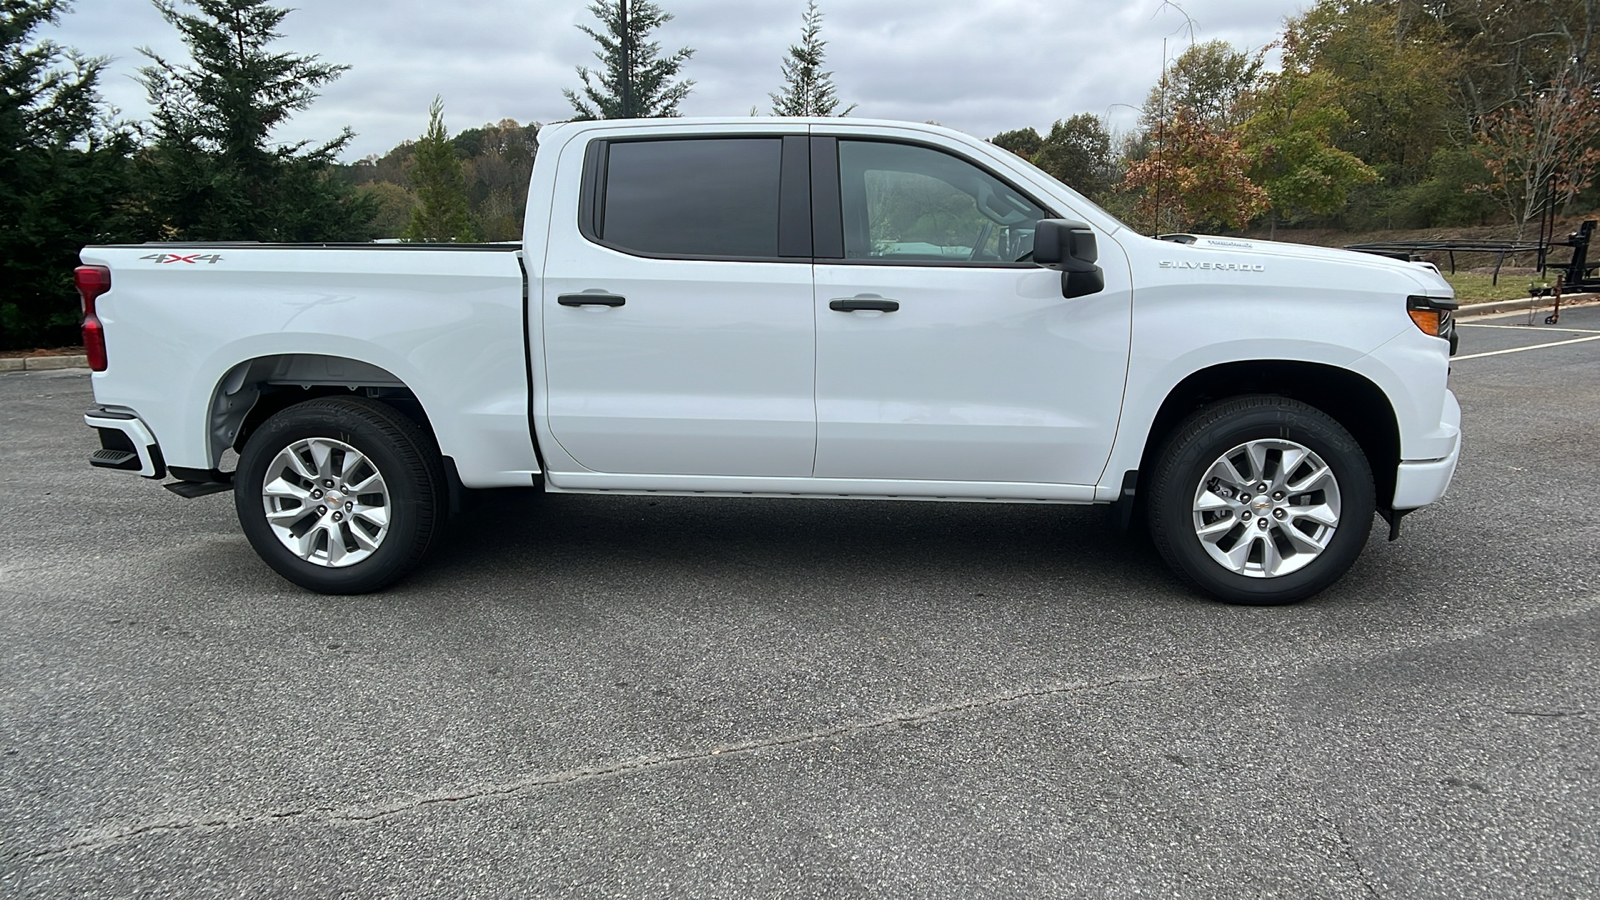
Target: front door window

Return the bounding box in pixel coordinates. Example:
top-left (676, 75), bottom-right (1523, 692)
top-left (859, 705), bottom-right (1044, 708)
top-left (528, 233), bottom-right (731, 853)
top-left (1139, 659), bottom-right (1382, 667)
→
top-left (840, 141), bottom-right (1047, 265)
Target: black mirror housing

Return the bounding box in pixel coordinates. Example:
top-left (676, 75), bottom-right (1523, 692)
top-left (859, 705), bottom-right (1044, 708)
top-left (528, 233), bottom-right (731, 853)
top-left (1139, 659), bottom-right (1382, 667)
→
top-left (1033, 218), bottom-right (1104, 299)
top-left (1063, 268), bottom-right (1105, 298)
top-left (1033, 219), bottom-right (1098, 270)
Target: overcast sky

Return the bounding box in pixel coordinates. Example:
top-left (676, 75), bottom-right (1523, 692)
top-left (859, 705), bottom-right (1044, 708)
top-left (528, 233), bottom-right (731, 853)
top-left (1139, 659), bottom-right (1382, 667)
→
top-left (46, 0), bottom-right (1305, 160)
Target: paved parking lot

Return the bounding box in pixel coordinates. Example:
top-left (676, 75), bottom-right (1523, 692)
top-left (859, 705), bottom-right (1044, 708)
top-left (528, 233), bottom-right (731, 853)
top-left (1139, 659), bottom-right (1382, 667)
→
top-left (2, 306), bottom-right (1597, 898)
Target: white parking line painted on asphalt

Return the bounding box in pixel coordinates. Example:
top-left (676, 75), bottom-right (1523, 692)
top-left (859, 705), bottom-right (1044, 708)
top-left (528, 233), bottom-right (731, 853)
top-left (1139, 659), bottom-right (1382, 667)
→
top-left (1457, 323), bottom-right (1600, 334)
top-left (1453, 334), bottom-right (1600, 360)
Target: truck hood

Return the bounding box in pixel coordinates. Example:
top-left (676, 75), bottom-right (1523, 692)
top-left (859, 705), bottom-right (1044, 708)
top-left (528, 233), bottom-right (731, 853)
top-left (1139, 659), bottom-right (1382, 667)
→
top-left (1159, 234), bottom-right (1453, 296)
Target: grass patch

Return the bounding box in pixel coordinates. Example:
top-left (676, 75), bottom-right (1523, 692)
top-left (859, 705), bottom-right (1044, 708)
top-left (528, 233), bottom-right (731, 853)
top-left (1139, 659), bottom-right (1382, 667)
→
top-left (1442, 271), bottom-right (1539, 303)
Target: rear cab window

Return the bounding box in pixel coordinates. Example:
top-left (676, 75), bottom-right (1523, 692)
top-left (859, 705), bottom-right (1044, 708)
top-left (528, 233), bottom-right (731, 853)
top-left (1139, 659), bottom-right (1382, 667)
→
top-left (582, 137), bottom-right (810, 261)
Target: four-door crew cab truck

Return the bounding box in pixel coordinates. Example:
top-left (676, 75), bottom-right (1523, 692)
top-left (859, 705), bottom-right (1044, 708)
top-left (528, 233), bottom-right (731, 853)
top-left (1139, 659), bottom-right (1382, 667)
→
top-left (78, 118), bottom-right (1461, 605)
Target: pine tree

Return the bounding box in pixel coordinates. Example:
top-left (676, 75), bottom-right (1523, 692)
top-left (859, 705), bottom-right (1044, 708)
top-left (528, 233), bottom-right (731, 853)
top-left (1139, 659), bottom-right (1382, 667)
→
top-left (770, 1), bottom-right (853, 117)
top-left (135, 0), bottom-right (374, 241)
top-left (564, 0), bottom-right (694, 119)
top-left (0, 0), bottom-right (135, 350)
top-left (404, 97), bottom-right (475, 243)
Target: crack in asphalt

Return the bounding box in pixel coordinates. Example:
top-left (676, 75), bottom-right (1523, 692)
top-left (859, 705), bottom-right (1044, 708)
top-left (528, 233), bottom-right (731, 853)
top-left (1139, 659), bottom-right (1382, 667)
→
top-left (1321, 814), bottom-right (1382, 899)
top-left (15, 667), bottom-right (1215, 862)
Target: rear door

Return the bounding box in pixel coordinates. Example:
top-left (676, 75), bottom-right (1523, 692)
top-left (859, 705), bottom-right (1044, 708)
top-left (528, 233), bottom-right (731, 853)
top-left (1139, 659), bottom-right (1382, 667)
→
top-left (540, 130), bottom-right (816, 476)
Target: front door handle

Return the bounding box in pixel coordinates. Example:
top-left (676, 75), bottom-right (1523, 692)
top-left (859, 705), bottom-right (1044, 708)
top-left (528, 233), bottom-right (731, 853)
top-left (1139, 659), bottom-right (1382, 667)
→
top-left (829, 295), bottom-right (900, 313)
top-left (558, 292), bottom-right (626, 307)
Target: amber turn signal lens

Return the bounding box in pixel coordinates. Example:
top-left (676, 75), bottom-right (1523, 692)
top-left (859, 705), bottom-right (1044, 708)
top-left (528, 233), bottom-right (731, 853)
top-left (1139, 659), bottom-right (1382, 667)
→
top-left (1408, 308), bottom-right (1441, 336)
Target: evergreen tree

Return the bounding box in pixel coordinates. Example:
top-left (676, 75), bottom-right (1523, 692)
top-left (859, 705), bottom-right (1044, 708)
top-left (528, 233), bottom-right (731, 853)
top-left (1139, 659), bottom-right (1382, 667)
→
top-left (404, 96), bottom-right (475, 243)
top-left (1, 0), bottom-right (135, 350)
top-left (564, 0), bottom-right (694, 119)
top-left (134, 0), bottom-right (374, 241)
top-left (770, 1), bottom-right (854, 117)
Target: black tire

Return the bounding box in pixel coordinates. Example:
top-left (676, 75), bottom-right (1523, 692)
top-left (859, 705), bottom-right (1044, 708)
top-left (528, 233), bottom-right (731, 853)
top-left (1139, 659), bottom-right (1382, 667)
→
top-left (1146, 395), bottom-right (1375, 605)
top-left (235, 397), bottom-right (446, 594)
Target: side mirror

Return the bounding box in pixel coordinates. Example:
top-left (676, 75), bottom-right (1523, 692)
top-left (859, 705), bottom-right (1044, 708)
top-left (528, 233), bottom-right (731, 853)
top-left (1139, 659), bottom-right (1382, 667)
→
top-left (1033, 219), bottom-right (1105, 299)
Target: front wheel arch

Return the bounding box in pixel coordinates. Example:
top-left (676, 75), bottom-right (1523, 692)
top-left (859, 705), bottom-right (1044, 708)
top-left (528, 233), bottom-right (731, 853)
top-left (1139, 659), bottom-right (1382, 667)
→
top-left (1135, 360), bottom-right (1401, 512)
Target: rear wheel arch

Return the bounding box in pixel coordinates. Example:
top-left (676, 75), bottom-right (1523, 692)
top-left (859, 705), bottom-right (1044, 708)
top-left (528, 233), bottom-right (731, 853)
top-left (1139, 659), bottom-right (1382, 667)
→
top-left (1135, 361), bottom-right (1401, 510)
top-left (205, 354), bottom-right (441, 471)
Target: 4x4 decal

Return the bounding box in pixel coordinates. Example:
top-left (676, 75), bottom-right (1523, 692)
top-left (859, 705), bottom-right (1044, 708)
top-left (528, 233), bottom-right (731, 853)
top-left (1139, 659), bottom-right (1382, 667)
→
top-left (141, 253), bottom-right (224, 265)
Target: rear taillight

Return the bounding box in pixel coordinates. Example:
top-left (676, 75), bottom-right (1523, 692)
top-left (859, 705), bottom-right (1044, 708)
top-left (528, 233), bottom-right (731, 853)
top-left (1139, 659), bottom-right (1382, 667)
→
top-left (75, 265), bottom-right (111, 372)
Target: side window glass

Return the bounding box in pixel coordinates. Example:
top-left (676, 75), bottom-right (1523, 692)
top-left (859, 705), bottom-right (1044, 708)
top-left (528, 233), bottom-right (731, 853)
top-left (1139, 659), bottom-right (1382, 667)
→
top-left (838, 141), bottom-right (1046, 263)
top-left (601, 138), bottom-right (782, 258)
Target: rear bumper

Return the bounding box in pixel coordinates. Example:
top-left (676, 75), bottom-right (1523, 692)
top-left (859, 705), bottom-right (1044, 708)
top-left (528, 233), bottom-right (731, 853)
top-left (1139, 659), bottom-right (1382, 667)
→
top-left (84, 407), bottom-right (166, 479)
top-left (1392, 390), bottom-right (1461, 510)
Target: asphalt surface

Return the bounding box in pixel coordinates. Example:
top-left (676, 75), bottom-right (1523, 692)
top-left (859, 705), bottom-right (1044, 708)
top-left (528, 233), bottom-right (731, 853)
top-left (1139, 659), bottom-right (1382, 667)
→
top-left (2, 307), bottom-right (1597, 898)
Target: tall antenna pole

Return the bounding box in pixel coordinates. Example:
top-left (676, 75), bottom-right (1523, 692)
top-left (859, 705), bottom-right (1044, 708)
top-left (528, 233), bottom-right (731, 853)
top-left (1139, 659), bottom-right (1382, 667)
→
top-left (620, 0), bottom-right (633, 118)
top-left (1156, 37), bottom-right (1166, 235)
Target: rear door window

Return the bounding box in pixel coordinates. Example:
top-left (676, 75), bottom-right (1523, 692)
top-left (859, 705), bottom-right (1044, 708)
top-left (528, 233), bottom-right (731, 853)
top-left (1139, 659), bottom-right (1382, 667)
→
top-left (599, 138), bottom-right (783, 259)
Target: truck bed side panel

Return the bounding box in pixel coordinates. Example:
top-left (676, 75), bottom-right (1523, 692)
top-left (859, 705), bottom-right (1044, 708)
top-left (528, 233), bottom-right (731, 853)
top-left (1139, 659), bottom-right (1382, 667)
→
top-left (80, 246), bottom-right (539, 487)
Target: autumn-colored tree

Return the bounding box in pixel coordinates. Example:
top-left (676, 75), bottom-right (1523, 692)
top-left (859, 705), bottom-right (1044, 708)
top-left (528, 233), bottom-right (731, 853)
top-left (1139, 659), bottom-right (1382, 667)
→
top-left (1470, 70), bottom-right (1600, 238)
top-left (1143, 40), bottom-right (1262, 132)
top-left (453, 118), bottom-right (539, 240)
top-left (1122, 108), bottom-right (1268, 234)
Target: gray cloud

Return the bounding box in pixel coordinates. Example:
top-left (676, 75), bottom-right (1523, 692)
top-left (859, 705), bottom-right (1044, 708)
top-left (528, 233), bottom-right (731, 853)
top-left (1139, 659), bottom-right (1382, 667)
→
top-left (48, 0), bottom-right (1300, 159)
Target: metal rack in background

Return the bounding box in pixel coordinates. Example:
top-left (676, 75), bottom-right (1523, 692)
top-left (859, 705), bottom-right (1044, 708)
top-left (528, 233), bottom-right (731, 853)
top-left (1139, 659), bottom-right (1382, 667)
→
top-left (1347, 178), bottom-right (1600, 297)
top-left (1343, 236), bottom-right (1546, 285)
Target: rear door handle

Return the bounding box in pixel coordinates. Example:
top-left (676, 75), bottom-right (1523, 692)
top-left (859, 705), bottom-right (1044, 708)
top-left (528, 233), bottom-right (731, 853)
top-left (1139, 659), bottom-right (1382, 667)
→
top-left (558, 292), bottom-right (626, 307)
top-left (829, 295), bottom-right (900, 313)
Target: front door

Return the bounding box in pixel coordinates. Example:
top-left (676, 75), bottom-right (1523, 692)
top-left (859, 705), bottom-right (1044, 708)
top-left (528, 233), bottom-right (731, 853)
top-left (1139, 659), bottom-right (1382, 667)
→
top-left (541, 133), bottom-right (816, 477)
top-left (812, 138), bottom-right (1132, 486)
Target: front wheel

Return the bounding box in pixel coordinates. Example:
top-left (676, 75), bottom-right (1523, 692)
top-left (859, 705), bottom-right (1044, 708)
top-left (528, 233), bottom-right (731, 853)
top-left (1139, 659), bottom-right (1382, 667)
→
top-left (1146, 395), bottom-right (1375, 605)
top-left (235, 397), bottom-right (445, 594)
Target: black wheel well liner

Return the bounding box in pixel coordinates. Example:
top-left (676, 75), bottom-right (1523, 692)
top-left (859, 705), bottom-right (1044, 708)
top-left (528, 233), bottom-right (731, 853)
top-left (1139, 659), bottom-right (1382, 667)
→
top-left (1135, 360), bottom-right (1401, 509)
top-left (209, 355), bottom-right (441, 467)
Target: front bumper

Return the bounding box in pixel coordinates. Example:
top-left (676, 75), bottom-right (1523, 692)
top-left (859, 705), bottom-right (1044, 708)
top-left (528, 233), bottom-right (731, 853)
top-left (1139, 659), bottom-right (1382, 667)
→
top-left (1392, 390), bottom-right (1461, 510)
top-left (85, 406), bottom-right (165, 479)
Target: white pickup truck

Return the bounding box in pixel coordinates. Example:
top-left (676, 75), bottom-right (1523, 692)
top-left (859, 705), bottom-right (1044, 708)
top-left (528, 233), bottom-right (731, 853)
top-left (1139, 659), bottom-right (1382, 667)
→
top-left (78, 117), bottom-right (1460, 604)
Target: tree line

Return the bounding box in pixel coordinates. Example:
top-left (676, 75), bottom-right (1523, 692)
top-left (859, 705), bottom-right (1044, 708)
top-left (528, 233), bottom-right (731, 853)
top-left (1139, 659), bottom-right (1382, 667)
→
top-left (5, 0), bottom-right (1599, 350)
top-left (996, 1), bottom-right (1600, 241)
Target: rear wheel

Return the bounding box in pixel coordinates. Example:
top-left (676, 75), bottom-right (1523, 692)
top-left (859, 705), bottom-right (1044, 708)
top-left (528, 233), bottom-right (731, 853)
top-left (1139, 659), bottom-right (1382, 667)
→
top-left (1147, 395), bottom-right (1375, 605)
top-left (235, 397), bottom-right (445, 593)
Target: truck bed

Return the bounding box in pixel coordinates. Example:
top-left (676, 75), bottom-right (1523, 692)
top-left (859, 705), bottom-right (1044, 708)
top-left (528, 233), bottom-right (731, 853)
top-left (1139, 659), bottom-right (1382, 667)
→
top-left (81, 242), bottom-right (540, 488)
